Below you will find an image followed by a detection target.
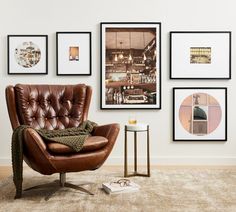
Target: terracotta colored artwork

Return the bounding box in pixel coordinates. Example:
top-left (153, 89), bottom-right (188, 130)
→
top-left (69, 46), bottom-right (79, 61)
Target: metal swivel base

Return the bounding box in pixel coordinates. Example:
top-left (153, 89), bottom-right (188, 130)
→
top-left (24, 173), bottom-right (94, 201)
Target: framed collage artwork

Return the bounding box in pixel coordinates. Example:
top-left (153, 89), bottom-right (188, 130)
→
top-left (173, 87), bottom-right (227, 141)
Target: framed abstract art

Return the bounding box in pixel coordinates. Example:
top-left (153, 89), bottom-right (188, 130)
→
top-left (173, 87), bottom-right (227, 141)
top-left (8, 35), bottom-right (48, 74)
top-left (100, 22), bottom-right (161, 109)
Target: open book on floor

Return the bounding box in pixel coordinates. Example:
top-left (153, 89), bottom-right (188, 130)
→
top-left (102, 179), bottom-right (140, 194)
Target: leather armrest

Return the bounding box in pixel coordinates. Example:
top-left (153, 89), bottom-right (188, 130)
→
top-left (92, 123), bottom-right (120, 149)
top-left (92, 123), bottom-right (120, 138)
top-left (91, 123), bottom-right (120, 165)
top-left (23, 128), bottom-right (50, 157)
top-left (23, 128), bottom-right (56, 174)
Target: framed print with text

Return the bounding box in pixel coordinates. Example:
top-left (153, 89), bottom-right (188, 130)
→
top-left (100, 22), bottom-right (161, 109)
top-left (56, 32), bottom-right (91, 75)
top-left (8, 35), bottom-right (48, 74)
top-left (170, 31), bottom-right (231, 79)
top-left (173, 87), bottom-right (227, 141)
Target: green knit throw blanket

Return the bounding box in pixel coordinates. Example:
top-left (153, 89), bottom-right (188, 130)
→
top-left (11, 120), bottom-right (97, 198)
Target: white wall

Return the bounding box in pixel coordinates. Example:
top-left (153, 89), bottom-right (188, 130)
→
top-left (0, 0), bottom-right (236, 165)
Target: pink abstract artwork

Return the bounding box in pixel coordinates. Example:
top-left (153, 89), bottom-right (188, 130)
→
top-left (179, 93), bottom-right (221, 135)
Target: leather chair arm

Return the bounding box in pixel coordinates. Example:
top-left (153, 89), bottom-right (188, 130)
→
top-left (24, 128), bottom-right (48, 152)
top-left (92, 123), bottom-right (120, 152)
top-left (91, 123), bottom-right (120, 167)
top-left (92, 123), bottom-right (120, 139)
top-left (23, 128), bottom-right (56, 174)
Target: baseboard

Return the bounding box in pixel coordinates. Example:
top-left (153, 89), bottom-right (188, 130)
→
top-left (0, 157), bottom-right (11, 165)
top-left (1, 156), bottom-right (236, 166)
top-left (105, 156), bottom-right (236, 166)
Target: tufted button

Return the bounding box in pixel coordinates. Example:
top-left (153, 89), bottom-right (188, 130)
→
top-left (27, 101), bottom-right (30, 105)
top-left (32, 117), bottom-right (35, 120)
top-left (48, 100), bottom-right (51, 104)
top-left (68, 115), bottom-right (71, 118)
top-left (45, 117), bottom-right (48, 120)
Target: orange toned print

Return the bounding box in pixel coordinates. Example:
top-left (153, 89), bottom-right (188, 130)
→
top-left (179, 106), bottom-right (192, 133)
top-left (181, 95), bottom-right (192, 106)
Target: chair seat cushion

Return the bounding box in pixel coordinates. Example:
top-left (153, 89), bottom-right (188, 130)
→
top-left (47, 136), bottom-right (108, 154)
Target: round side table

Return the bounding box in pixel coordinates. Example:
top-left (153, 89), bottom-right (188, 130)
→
top-left (124, 123), bottom-right (150, 177)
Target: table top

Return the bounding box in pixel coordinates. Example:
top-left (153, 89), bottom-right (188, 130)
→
top-left (125, 123), bottom-right (148, 131)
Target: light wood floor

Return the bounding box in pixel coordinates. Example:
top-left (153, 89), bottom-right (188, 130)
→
top-left (1, 165), bottom-right (236, 180)
top-left (0, 166), bottom-right (12, 180)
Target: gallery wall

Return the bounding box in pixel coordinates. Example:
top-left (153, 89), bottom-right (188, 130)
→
top-left (0, 0), bottom-right (235, 165)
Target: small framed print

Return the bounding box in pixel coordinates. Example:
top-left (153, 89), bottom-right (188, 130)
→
top-left (56, 32), bottom-right (91, 76)
top-left (173, 87), bottom-right (227, 141)
top-left (100, 22), bottom-right (161, 109)
top-left (8, 35), bottom-right (48, 74)
top-left (170, 31), bottom-right (231, 79)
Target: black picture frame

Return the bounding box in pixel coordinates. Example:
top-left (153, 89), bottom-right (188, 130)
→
top-left (56, 32), bottom-right (92, 76)
top-left (170, 31), bottom-right (231, 79)
top-left (8, 35), bottom-right (48, 75)
top-left (173, 87), bottom-right (227, 141)
top-left (100, 22), bottom-right (161, 110)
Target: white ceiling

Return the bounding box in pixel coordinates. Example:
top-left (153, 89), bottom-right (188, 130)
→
top-left (106, 31), bottom-right (155, 50)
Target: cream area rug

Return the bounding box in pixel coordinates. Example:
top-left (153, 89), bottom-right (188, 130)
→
top-left (0, 168), bottom-right (236, 212)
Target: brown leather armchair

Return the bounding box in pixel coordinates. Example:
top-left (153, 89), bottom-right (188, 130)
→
top-left (5, 84), bottom-right (120, 200)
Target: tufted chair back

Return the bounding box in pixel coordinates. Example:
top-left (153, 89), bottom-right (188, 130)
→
top-left (6, 84), bottom-right (92, 130)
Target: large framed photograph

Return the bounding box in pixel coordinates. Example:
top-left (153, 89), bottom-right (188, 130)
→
top-left (56, 32), bottom-right (91, 75)
top-left (170, 31), bottom-right (231, 79)
top-left (8, 35), bottom-right (48, 74)
top-left (173, 87), bottom-right (227, 141)
top-left (100, 22), bottom-right (161, 109)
